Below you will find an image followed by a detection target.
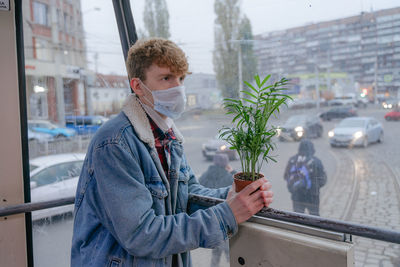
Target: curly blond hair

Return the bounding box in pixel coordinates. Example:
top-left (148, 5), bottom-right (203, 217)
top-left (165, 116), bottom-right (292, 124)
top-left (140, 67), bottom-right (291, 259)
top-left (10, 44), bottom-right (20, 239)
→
top-left (126, 38), bottom-right (189, 81)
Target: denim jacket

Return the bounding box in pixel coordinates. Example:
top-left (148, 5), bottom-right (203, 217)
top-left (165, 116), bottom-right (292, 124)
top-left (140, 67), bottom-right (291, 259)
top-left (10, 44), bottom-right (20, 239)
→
top-left (71, 95), bottom-right (238, 267)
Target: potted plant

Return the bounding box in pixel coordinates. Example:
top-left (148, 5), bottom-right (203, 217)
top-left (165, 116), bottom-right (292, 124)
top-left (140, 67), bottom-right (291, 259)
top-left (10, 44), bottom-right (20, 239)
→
top-left (219, 74), bottom-right (291, 192)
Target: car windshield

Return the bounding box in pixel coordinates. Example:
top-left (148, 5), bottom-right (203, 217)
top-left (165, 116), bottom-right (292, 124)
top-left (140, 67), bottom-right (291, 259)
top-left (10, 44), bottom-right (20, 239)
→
top-left (39, 122), bottom-right (57, 129)
top-left (338, 119), bottom-right (366, 128)
top-left (285, 115), bottom-right (307, 126)
top-left (29, 164), bottom-right (39, 172)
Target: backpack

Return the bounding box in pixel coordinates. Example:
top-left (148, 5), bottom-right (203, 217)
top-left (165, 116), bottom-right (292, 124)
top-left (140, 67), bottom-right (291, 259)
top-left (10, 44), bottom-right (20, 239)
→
top-left (287, 156), bottom-right (312, 193)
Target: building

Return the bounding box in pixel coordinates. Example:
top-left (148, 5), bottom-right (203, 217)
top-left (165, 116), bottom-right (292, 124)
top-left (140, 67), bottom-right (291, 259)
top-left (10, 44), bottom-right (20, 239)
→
top-left (184, 73), bottom-right (221, 110)
top-left (255, 7), bottom-right (400, 101)
top-left (23, 0), bottom-right (87, 123)
top-left (87, 73), bottom-right (130, 116)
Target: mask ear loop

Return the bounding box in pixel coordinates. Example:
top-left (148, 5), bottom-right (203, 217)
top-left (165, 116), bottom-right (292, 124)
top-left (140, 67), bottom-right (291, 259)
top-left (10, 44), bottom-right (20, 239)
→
top-left (138, 80), bottom-right (155, 107)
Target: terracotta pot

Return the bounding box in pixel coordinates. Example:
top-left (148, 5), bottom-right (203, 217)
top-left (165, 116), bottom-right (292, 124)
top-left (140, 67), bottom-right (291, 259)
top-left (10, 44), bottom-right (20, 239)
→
top-left (233, 172), bottom-right (264, 192)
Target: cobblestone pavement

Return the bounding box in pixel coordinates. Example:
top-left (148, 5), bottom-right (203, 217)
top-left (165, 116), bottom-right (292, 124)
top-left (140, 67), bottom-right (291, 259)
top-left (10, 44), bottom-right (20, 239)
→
top-left (321, 145), bottom-right (400, 266)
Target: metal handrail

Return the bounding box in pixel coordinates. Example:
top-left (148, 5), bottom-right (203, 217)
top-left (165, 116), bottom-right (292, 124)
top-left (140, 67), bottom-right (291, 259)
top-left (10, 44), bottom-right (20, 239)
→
top-left (1, 194), bottom-right (399, 244)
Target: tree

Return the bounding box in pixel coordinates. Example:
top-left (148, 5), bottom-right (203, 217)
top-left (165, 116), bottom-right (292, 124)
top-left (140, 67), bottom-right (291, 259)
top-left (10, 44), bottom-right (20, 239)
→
top-left (213, 0), bottom-right (257, 99)
top-left (143, 0), bottom-right (170, 38)
top-left (213, 0), bottom-right (240, 99)
top-left (238, 16), bottom-right (258, 90)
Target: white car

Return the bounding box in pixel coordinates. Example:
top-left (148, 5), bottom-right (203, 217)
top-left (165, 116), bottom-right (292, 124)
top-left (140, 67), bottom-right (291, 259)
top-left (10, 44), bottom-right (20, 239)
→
top-left (30, 153), bottom-right (85, 221)
top-left (328, 117), bottom-right (384, 148)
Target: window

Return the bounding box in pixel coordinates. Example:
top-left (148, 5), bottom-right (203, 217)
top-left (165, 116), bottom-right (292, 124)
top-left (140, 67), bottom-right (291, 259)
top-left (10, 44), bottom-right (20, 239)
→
top-left (35, 38), bottom-right (52, 61)
top-left (33, 1), bottom-right (48, 26)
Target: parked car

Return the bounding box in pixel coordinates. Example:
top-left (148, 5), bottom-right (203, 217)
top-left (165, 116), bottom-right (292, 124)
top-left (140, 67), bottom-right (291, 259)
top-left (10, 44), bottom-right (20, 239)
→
top-left (28, 128), bottom-right (53, 143)
top-left (28, 120), bottom-right (76, 139)
top-left (202, 135), bottom-right (238, 161)
top-left (30, 153), bottom-right (85, 221)
top-left (277, 114), bottom-right (323, 141)
top-left (65, 115), bottom-right (108, 135)
top-left (328, 117), bottom-right (383, 148)
top-left (384, 109), bottom-right (400, 121)
top-left (319, 106), bottom-right (357, 121)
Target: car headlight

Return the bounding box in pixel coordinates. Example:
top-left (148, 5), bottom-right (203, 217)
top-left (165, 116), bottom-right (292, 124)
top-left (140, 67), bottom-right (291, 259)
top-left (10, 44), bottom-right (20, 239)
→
top-left (383, 103), bottom-right (388, 108)
top-left (328, 131), bottom-right (334, 137)
top-left (294, 126), bottom-right (303, 132)
top-left (276, 128), bottom-right (281, 136)
top-left (220, 145), bottom-right (227, 151)
top-left (388, 104), bottom-right (392, 109)
top-left (353, 131), bottom-right (363, 139)
top-left (296, 131), bottom-right (303, 137)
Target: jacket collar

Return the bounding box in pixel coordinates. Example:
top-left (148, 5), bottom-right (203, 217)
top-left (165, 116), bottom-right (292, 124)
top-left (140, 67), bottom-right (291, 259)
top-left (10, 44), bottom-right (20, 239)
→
top-left (122, 94), bottom-right (184, 148)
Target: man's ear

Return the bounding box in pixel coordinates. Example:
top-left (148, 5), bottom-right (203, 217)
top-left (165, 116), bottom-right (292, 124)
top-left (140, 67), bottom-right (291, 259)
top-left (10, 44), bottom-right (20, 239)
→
top-left (130, 78), bottom-right (143, 96)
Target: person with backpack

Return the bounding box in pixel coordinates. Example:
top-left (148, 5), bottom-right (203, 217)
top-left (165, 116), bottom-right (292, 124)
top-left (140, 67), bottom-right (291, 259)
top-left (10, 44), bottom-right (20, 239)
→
top-left (284, 139), bottom-right (327, 216)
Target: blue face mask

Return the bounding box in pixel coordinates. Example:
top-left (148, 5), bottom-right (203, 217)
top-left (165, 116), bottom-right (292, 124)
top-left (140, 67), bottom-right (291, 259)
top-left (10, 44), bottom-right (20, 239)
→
top-left (140, 81), bottom-right (187, 119)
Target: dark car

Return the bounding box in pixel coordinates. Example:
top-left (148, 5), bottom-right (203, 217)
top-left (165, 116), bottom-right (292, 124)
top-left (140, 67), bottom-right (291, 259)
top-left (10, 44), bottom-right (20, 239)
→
top-left (201, 135), bottom-right (238, 161)
top-left (384, 109), bottom-right (400, 121)
top-left (278, 115), bottom-right (323, 141)
top-left (319, 106), bottom-right (357, 121)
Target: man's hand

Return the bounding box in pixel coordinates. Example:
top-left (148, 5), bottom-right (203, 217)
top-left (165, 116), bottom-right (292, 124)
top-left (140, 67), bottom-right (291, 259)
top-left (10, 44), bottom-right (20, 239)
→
top-left (226, 178), bottom-right (273, 224)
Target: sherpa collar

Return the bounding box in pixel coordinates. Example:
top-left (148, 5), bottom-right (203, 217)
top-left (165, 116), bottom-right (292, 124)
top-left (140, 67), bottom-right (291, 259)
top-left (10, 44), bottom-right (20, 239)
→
top-left (122, 94), bottom-right (184, 148)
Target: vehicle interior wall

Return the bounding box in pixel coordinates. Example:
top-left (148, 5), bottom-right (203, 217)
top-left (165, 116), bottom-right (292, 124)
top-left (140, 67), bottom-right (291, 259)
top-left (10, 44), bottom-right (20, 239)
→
top-left (0, 0), bottom-right (28, 266)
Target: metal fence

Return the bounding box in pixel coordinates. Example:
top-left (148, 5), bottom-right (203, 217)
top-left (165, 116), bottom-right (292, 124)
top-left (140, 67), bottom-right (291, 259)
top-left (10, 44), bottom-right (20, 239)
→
top-left (28, 136), bottom-right (92, 159)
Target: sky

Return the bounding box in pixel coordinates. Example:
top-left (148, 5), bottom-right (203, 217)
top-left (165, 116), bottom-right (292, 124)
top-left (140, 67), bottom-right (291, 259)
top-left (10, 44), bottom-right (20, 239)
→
top-left (81, 0), bottom-right (400, 75)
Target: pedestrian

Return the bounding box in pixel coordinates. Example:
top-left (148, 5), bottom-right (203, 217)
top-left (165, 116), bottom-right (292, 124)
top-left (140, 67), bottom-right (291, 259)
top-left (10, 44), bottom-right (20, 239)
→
top-left (199, 153), bottom-right (235, 189)
top-left (71, 38), bottom-right (273, 267)
top-left (198, 153), bottom-right (236, 266)
top-left (284, 139), bottom-right (327, 216)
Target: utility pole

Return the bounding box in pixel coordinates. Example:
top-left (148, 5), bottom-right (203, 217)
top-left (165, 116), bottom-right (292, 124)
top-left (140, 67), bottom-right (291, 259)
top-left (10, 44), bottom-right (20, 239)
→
top-left (374, 54), bottom-right (378, 104)
top-left (51, 0), bottom-right (65, 126)
top-left (94, 52), bottom-right (99, 74)
top-left (238, 42), bottom-right (243, 98)
top-left (315, 62), bottom-right (320, 110)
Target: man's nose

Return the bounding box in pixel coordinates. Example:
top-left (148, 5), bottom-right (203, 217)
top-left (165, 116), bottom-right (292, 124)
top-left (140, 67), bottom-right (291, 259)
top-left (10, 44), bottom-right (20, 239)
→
top-left (171, 77), bottom-right (182, 87)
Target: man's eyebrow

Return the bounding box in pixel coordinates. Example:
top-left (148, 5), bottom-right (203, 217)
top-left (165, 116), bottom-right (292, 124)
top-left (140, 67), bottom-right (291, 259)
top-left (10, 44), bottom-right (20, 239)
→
top-left (156, 73), bottom-right (173, 77)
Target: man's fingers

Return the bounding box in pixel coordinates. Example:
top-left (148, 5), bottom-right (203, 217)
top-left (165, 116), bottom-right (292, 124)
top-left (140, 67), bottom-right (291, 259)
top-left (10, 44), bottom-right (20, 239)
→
top-left (260, 182), bottom-right (272, 191)
top-left (241, 178), bottom-right (267, 195)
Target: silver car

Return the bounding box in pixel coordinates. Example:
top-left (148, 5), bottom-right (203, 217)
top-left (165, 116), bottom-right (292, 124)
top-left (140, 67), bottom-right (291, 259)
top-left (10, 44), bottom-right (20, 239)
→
top-left (328, 117), bottom-right (384, 148)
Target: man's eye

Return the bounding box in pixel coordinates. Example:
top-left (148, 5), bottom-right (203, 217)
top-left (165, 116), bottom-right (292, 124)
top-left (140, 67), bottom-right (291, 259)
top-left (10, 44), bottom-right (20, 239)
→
top-left (163, 77), bottom-right (169, 81)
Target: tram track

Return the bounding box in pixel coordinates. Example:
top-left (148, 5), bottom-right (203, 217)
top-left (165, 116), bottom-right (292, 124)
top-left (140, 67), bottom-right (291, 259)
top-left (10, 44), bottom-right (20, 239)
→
top-left (340, 150), bottom-right (359, 221)
top-left (320, 149), bottom-right (357, 220)
top-left (338, 147), bottom-right (400, 266)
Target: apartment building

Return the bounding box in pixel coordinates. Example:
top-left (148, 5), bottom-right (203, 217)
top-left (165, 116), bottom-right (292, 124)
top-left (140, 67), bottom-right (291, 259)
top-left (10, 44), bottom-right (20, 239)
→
top-left (255, 7), bottom-right (400, 101)
top-left (23, 0), bottom-right (87, 123)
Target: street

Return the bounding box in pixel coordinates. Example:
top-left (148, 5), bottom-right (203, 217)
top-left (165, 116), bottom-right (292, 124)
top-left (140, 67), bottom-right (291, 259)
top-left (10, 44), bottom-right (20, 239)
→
top-left (32, 105), bottom-right (400, 267)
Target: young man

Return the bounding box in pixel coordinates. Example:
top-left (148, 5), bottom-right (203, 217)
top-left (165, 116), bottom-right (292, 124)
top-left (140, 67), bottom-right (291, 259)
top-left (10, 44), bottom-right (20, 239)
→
top-left (71, 38), bottom-right (273, 267)
top-left (284, 139), bottom-right (327, 216)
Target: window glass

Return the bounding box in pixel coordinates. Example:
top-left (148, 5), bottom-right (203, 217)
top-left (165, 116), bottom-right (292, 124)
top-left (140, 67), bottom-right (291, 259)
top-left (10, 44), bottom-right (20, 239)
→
top-left (33, 1), bottom-right (48, 26)
top-left (21, 0), bottom-right (400, 266)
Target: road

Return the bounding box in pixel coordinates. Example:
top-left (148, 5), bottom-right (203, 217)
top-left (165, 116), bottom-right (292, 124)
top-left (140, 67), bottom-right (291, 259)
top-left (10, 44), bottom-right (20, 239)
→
top-left (32, 105), bottom-right (400, 267)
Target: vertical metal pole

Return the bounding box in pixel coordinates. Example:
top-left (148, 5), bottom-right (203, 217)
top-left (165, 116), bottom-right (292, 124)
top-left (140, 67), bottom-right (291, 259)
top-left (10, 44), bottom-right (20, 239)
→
top-left (14, 0), bottom-right (34, 265)
top-left (112, 0), bottom-right (138, 61)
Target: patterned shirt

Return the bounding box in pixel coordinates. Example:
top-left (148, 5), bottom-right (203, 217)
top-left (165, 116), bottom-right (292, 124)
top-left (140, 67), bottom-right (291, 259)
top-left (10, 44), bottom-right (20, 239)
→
top-left (149, 118), bottom-right (177, 176)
